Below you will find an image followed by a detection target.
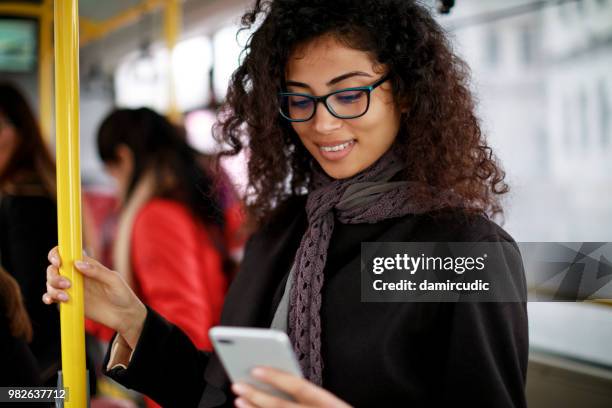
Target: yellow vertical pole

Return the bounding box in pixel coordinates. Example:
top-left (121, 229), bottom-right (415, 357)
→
top-left (39, 0), bottom-right (53, 141)
top-left (54, 0), bottom-right (87, 406)
top-left (164, 0), bottom-right (181, 122)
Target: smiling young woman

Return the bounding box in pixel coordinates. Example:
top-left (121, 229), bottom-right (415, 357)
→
top-left (43, 1), bottom-right (527, 407)
top-left (281, 35), bottom-right (401, 180)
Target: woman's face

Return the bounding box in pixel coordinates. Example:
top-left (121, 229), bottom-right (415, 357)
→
top-left (0, 113), bottom-right (18, 175)
top-left (104, 144), bottom-right (133, 202)
top-left (285, 35), bottom-right (401, 179)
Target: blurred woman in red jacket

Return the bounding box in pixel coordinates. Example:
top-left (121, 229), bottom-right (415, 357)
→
top-left (92, 107), bottom-right (243, 353)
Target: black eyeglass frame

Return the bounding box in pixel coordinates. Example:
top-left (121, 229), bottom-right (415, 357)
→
top-left (278, 74), bottom-right (391, 122)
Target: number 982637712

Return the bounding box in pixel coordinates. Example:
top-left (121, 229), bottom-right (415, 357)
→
top-left (2, 387), bottom-right (66, 402)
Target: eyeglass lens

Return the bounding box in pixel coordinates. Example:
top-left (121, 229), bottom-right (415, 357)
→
top-left (280, 89), bottom-right (369, 121)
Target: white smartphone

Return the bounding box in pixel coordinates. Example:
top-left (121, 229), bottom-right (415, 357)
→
top-left (209, 326), bottom-right (303, 400)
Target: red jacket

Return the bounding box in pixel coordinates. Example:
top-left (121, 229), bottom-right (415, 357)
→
top-left (86, 198), bottom-right (244, 351)
top-left (131, 199), bottom-right (243, 350)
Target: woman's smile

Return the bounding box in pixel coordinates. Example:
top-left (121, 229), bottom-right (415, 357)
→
top-left (316, 139), bottom-right (356, 161)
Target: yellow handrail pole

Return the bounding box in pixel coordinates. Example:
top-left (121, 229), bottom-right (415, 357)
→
top-left (164, 0), bottom-right (181, 123)
top-left (39, 0), bottom-right (53, 141)
top-left (54, 0), bottom-right (87, 406)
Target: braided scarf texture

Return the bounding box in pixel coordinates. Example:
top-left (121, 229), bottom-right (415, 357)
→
top-left (287, 147), bottom-right (459, 385)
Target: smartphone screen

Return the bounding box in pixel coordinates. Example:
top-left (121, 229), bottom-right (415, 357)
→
top-left (209, 327), bottom-right (303, 400)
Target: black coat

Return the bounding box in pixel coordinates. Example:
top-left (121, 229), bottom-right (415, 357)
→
top-left (104, 196), bottom-right (528, 408)
top-left (0, 193), bottom-right (61, 382)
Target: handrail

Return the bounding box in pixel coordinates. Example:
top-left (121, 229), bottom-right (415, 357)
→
top-left (54, 0), bottom-right (88, 406)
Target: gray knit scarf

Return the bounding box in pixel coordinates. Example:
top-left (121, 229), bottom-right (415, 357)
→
top-left (287, 147), bottom-right (460, 385)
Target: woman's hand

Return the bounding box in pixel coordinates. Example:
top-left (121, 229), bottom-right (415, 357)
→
top-left (232, 367), bottom-right (352, 408)
top-left (42, 246), bottom-right (147, 349)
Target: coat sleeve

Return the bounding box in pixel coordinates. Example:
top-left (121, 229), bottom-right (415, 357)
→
top-left (103, 307), bottom-right (213, 408)
top-left (436, 239), bottom-right (529, 408)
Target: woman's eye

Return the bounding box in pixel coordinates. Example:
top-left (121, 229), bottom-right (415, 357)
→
top-left (335, 91), bottom-right (364, 104)
top-left (289, 97), bottom-right (313, 109)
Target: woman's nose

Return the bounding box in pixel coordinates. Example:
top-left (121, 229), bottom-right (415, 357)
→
top-left (311, 103), bottom-right (342, 134)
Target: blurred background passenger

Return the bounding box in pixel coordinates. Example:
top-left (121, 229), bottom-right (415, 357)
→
top-left (0, 265), bottom-right (40, 386)
top-left (93, 107), bottom-right (242, 354)
top-left (0, 81), bottom-right (60, 385)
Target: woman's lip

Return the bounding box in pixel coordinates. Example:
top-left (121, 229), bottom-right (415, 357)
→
top-left (317, 139), bottom-right (356, 161)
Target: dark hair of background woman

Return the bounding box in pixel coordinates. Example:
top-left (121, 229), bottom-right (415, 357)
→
top-left (0, 266), bottom-right (32, 342)
top-left (0, 82), bottom-right (56, 196)
top-left (97, 107), bottom-right (225, 230)
top-left (216, 0), bottom-right (509, 227)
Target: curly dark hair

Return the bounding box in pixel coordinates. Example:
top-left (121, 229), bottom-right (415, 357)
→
top-left (217, 0), bottom-right (508, 227)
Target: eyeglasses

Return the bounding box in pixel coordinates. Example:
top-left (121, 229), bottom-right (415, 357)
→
top-left (278, 74), bottom-right (390, 122)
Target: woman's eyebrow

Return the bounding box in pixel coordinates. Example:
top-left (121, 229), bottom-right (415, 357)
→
top-left (327, 71), bottom-right (372, 86)
top-left (285, 71), bottom-right (373, 89)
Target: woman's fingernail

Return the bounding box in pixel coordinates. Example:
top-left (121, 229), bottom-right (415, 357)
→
top-left (251, 367), bottom-right (266, 378)
top-left (58, 293), bottom-right (69, 302)
top-left (232, 383), bottom-right (247, 395)
top-left (59, 279), bottom-right (71, 289)
top-left (51, 255), bottom-right (59, 265)
top-left (75, 260), bottom-right (91, 270)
